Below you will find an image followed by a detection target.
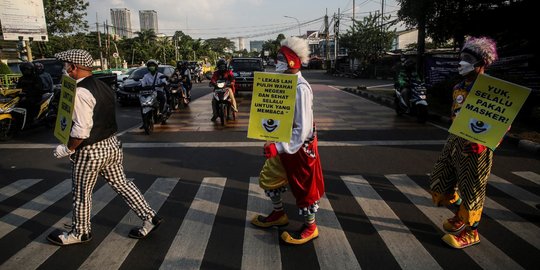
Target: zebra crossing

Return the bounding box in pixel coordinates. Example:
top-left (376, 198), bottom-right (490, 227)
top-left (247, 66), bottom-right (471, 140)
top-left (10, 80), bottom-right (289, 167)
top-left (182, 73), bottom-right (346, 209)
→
top-left (1, 171), bottom-right (539, 270)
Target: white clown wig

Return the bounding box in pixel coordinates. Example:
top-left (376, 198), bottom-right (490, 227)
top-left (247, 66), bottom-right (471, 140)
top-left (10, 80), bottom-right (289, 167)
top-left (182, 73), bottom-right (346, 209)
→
top-left (461, 36), bottom-right (498, 67)
top-left (281, 37), bottom-right (311, 64)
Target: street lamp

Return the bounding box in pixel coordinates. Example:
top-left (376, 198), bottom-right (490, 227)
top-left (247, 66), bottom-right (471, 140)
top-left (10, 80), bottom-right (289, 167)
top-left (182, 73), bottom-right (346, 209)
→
top-left (284, 15), bottom-right (301, 36)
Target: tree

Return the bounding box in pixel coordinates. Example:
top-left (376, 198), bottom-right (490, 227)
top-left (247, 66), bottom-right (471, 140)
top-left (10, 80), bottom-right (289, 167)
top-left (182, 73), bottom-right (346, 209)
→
top-left (262, 34), bottom-right (286, 60)
top-left (339, 14), bottom-right (395, 67)
top-left (397, 0), bottom-right (533, 53)
top-left (204, 38), bottom-right (235, 54)
top-left (44, 0), bottom-right (89, 35)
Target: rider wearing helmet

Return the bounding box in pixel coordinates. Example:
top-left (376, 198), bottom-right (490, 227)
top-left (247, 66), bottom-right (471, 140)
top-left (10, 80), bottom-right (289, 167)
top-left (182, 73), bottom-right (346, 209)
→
top-left (209, 59), bottom-right (237, 121)
top-left (180, 61), bottom-right (192, 99)
top-left (16, 62), bottom-right (44, 122)
top-left (34, 62), bottom-right (54, 93)
top-left (395, 58), bottom-right (420, 108)
top-left (141, 59), bottom-right (169, 115)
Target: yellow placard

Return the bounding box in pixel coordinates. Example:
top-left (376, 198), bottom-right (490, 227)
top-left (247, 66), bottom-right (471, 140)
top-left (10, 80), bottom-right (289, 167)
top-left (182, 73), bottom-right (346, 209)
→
top-left (54, 75), bottom-right (77, 144)
top-left (247, 72), bottom-right (297, 142)
top-left (449, 74), bottom-right (531, 150)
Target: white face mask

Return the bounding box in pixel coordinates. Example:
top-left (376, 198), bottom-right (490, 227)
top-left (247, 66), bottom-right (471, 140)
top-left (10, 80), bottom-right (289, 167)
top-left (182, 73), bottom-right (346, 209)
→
top-left (458, 61), bottom-right (475, 76)
top-left (275, 61), bottom-right (288, 72)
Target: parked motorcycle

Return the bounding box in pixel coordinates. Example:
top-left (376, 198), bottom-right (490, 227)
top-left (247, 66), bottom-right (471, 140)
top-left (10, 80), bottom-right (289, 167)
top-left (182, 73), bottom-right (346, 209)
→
top-left (0, 87), bottom-right (58, 140)
top-left (394, 81), bottom-right (429, 123)
top-left (213, 80), bottom-right (234, 126)
top-left (139, 81), bottom-right (171, 135)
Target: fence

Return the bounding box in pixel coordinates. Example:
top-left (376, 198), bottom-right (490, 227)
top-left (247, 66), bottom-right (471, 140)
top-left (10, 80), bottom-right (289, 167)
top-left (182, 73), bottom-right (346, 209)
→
top-left (0, 74), bottom-right (22, 88)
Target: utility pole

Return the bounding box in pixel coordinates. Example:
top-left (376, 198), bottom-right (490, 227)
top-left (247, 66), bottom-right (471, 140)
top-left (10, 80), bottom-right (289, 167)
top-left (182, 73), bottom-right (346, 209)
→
top-left (97, 13), bottom-right (104, 70)
top-left (353, 0), bottom-right (355, 22)
top-left (106, 19), bottom-right (110, 70)
top-left (324, 9), bottom-right (330, 71)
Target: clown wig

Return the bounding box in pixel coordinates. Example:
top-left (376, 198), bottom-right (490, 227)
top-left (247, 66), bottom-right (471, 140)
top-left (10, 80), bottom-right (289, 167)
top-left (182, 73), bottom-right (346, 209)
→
top-left (280, 37), bottom-right (311, 65)
top-left (461, 36), bottom-right (498, 67)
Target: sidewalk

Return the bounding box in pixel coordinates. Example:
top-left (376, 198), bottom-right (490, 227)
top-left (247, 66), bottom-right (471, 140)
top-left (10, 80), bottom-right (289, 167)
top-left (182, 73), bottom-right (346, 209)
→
top-left (340, 84), bottom-right (540, 155)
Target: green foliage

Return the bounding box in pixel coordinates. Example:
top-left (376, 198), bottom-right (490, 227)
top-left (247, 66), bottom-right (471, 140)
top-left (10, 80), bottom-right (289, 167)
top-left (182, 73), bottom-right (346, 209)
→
top-left (0, 62), bottom-right (12, 74)
top-left (204, 38), bottom-right (236, 54)
top-left (339, 14), bottom-right (395, 66)
top-left (262, 34), bottom-right (286, 60)
top-left (44, 0), bottom-right (89, 35)
top-left (397, 0), bottom-right (534, 51)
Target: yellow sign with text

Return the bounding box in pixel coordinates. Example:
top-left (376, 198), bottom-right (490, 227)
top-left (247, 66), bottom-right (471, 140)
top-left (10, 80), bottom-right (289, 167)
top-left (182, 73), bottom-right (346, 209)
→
top-left (54, 75), bottom-right (77, 144)
top-left (449, 74), bottom-right (531, 150)
top-left (247, 72), bottom-right (297, 142)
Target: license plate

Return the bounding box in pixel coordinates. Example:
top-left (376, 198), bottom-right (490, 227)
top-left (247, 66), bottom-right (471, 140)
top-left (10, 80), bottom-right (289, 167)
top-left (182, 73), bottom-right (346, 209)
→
top-left (139, 90), bottom-right (153, 95)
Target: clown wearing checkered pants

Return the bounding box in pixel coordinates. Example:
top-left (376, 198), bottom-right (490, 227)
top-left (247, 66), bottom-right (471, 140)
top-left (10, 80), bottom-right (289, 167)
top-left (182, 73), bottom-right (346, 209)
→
top-left (429, 36), bottom-right (500, 249)
top-left (47, 49), bottom-right (162, 246)
top-left (251, 37), bottom-right (325, 245)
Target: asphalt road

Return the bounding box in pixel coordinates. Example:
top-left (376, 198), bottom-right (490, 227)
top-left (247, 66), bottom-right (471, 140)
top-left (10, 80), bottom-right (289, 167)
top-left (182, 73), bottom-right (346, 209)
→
top-left (0, 70), bottom-right (539, 269)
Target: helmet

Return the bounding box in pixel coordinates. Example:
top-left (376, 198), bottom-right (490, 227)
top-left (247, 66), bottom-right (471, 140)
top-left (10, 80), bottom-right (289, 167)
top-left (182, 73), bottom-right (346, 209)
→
top-left (19, 62), bottom-right (35, 76)
top-left (34, 62), bottom-right (44, 74)
top-left (176, 61), bottom-right (183, 69)
top-left (146, 59), bottom-right (159, 67)
top-left (403, 59), bottom-right (415, 72)
top-left (217, 59), bottom-right (227, 71)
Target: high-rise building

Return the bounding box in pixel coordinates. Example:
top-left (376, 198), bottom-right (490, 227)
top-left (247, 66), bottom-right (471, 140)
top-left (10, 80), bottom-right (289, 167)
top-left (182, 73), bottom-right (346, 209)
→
top-left (250, 40), bottom-right (264, 52)
top-left (139, 10), bottom-right (158, 33)
top-left (110, 8), bottom-right (132, 38)
top-left (238, 37), bottom-right (245, 51)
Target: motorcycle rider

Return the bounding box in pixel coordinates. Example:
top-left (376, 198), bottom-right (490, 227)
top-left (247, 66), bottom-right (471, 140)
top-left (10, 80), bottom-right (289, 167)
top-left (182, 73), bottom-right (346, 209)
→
top-left (171, 61), bottom-right (191, 100)
top-left (395, 58), bottom-right (420, 110)
top-left (34, 62), bottom-right (54, 93)
top-left (209, 59), bottom-right (238, 121)
top-left (16, 62), bottom-right (44, 123)
top-left (141, 59), bottom-right (168, 116)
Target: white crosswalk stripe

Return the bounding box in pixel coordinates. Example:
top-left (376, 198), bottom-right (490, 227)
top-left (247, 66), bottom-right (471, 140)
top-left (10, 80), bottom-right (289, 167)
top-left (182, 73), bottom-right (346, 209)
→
top-left (489, 174), bottom-right (540, 209)
top-left (0, 171), bottom-right (538, 269)
top-left (512, 171), bottom-right (540, 186)
top-left (385, 174), bottom-right (524, 270)
top-left (0, 179), bottom-right (71, 239)
top-left (0, 179), bottom-right (42, 203)
top-left (80, 178), bottom-right (178, 270)
top-left (160, 177), bottom-right (227, 270)
top-left (342, 175), bottom-right (441, 270)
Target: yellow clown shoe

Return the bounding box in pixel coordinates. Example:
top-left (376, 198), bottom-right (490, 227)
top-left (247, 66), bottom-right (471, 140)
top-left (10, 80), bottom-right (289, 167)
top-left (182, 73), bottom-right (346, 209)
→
top-left (442, 228), bottom-right (480, 249)
top-left (281, 223), bottom-right (319, 245)
top-left (443, 214), bottom-right (466, 232)
top-left (251, 210), bottom-right (289, 228)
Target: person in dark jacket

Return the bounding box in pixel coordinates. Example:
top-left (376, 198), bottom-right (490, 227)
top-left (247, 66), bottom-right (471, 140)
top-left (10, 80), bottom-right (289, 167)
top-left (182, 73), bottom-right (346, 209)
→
top-left (16, 62), bottom-right (43, 122)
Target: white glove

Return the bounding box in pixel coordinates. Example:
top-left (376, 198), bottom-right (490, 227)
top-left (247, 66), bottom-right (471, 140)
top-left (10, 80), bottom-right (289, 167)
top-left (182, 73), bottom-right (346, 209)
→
top-left (53, 144), bottom-right (75, 159)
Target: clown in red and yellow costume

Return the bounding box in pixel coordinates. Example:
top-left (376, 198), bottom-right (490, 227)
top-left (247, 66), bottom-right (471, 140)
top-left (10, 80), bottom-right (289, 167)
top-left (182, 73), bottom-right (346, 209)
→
top-left (251, 37), bottom-right (325, 245)
top-left (429, 36), bottom-right (499, 249)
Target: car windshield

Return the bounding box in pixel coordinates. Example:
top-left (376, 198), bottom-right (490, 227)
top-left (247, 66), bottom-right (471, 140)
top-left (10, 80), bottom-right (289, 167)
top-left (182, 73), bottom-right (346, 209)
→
top-left (230, 59), bottom-right (263, 71)
top-left (128, 67), bottom-right (167, 80)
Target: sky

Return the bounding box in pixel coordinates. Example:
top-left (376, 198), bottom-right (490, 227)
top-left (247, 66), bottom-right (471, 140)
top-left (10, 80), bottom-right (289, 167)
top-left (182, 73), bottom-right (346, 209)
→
top-left (87, 0), bottom-right (401, 49)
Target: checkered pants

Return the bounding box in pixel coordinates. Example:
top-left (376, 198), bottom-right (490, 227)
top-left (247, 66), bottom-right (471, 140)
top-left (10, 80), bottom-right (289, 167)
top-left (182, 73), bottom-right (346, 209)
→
top-left (70, 136), bottom-right (155, 235)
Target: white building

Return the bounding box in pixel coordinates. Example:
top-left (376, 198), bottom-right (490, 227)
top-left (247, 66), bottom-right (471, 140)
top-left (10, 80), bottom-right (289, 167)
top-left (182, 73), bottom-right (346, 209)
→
top-left (110, 8), bottom-right (132, 38)
top-left (139, 10), bottom-right (158, 33)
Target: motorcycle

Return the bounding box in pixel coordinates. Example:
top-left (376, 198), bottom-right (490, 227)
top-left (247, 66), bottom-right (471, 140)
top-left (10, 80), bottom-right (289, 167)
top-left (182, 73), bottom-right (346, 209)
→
top-left (394, 81), bottom-right (429, 123)
top-left (194, 66), bottom-right (203, 83)
top-left (0, 87), bottom-right (58, 140)
top-left (213, 80), bottom-right (235, 126)
top-left (169, 82), bottom-right (189, 110)
top-left (139, 80), bottom-right (171, 135)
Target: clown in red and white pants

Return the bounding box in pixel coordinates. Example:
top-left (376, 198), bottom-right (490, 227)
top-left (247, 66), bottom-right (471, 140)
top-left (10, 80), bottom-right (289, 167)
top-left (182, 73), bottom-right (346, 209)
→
top-left (252, 129), bottom-right (325, 245)
top-left (251, 71), bottom-right (325, 245)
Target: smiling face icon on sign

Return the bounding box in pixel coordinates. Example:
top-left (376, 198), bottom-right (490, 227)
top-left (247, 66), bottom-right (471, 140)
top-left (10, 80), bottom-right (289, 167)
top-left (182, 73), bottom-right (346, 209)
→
top-left (469, 118), bottom-right (491, 134)
top-left (262, 119), bottom-right (280, 132)
top-left (60, 116), bottom-right (67, 131)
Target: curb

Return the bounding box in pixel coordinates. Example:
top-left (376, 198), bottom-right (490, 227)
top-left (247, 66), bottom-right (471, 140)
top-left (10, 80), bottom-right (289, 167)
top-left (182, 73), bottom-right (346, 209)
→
top-left (342, 86), bottom-right (540, 155)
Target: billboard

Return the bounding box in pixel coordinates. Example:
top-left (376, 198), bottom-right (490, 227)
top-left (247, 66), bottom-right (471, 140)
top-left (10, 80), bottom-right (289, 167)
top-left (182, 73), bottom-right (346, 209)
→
top-left (0, 0), bottom-right (48, 41)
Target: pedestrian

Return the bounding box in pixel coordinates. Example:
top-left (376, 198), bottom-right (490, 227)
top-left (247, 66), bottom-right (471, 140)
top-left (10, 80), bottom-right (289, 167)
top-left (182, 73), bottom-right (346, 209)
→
top-left (429, 36), bottom-right (499, 249)
top-left (47, 49), bottom-right (162, 246)
top-left (251, 37), bottom-right (325, 245)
